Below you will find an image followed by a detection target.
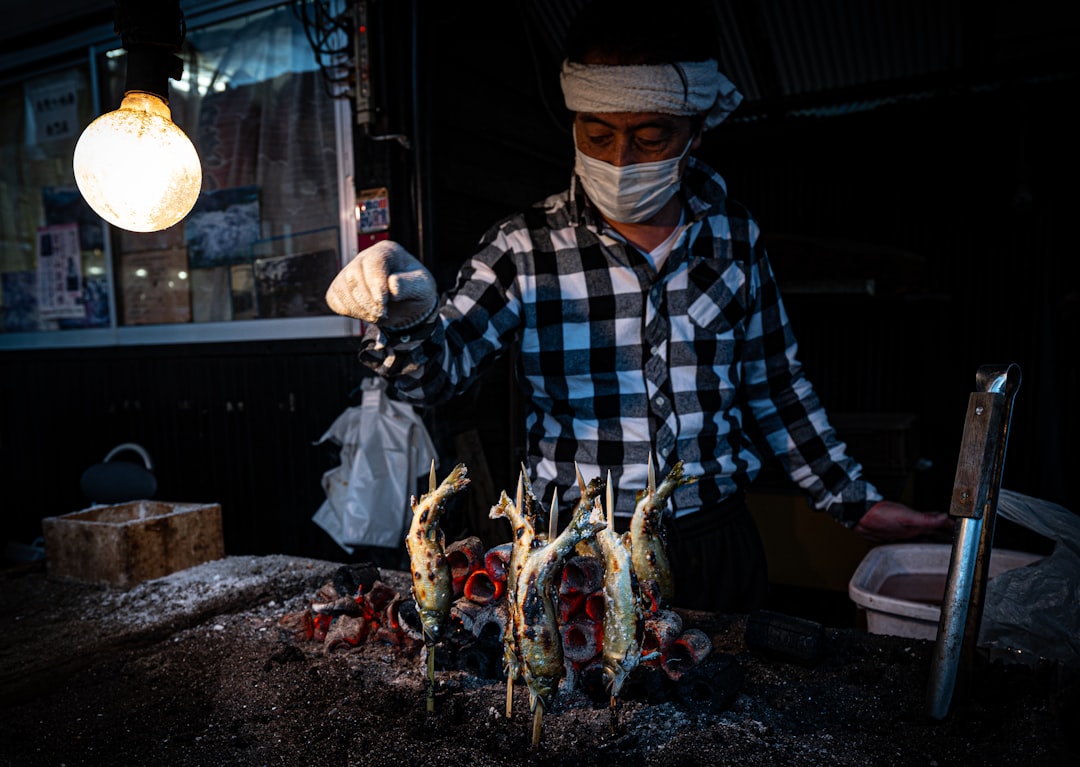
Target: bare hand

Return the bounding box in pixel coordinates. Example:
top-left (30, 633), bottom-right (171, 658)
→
top-left (853, 500), bottom-right (954, 543)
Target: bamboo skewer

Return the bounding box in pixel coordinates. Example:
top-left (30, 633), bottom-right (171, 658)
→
top-left (604, 471), bottom-right (630, 734)
top-left (424, 461), bottom-right (437, 713)
top-left (605, 470), bottom-right (621, 731)
top-left (525, 486), bottom-right (561, 749)
top-left (531, 703), bottom-right (545, 748)
top-left (425, 639), bottom-right (436, 712)
top-left (505, 473), bottom-right (525, 719)
top-left (548, 486), bottom-right (559, 540)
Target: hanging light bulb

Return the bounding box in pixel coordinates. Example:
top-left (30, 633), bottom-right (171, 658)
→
top-left (74, 91), bottom-right (201, 232)
top-left (73, 0), bottom-right (202, 233)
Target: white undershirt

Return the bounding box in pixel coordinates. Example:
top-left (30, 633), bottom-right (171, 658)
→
top-left (647, 212), bottom-right (689, 272)
top-left (602, 208), bottom-right (689, 272)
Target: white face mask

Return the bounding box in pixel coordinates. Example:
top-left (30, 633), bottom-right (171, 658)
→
top-left (574, 137), bottom-right (692, 224)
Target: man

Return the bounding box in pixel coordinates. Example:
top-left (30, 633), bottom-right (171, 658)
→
top-left (326, 0), bottom-right (952, 612)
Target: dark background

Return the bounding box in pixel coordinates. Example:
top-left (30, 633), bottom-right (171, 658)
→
top-left (2, 1), bottom-right (1077, 583)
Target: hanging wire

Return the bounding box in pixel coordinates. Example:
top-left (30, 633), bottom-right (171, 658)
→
top-left (292, 0), bottom-right (354, 99)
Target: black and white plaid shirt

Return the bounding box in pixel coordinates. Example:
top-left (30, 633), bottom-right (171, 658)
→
top-left (360, 157), bottom-right (881, 526)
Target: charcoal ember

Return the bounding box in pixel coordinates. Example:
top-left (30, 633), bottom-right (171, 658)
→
top-left (560, 617), bottom-right (602, 664)
top-left (312, 612), bottom-right (333, 643)
top-left (396, 598), bottom-right (423, 637)
top-left (578, 661), bottom-right (610, 706)
top-left (473, 601), bottom-right (507, 644)
top-left (312, 594), bottom-right (363, 617)
top-left (462, 569), bottom-right (504, 604)
top-left (642, 609), bottom-right (683, 665)
top-left (560, 554), bottom-right (603, 596)
top-left (620, 664), bottom-right (674, 704)
top-left (363, 581), bottom-right (398, 614)
top-left (277, 610), bottom-right (314, 642)
top-left (451, 596), bottom-right (482, 634)
top-left (558, 589), bottom-right (586, 622)
top-left (325, 615), bottom-right (370, 651)
top-left (661, 628), bottom-right (713, 680)
top-left (483, 542), bottom-right (512, 583)
top-left (374, 623), bottom-right (401, 646)
top-left (449, 639), bottom-right (504, 680)
top-left (333, 562), bottom-right (380, 596)
top-left (675, 653), bottom-right (743, 713)
top-left (639, 578), bottom-right (662, 614)
top-left (394, 599), bottom-right (426, 657)
top-left (445, 536), bottom-right (485, 597)
top-left (314, 582), bottom-right (338, 604)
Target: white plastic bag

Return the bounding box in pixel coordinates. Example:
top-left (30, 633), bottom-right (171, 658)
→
top-left (980, 488), bottom-right (1080, 668)
top-left (312, 377), bottom-right (437, 553)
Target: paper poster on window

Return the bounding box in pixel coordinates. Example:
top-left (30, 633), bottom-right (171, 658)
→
top-left (185, 186), bottom-right (261, 268)
top-left (25, 76), bottom-right (80, 145)
top-left (43, 186), bottom-right (105, 252)
top-left (190, 267), bottom-right (233, 323)
top-left (230, 263), bottom-right (257, 319)
top-left (36, 224), bottom-right (84, 320)
top-left (253, 249), bottom-right (339, 318)
top-left (2, 271), bottom-right (39, 332)
top-left (120, 248), bottom-right (192, 325)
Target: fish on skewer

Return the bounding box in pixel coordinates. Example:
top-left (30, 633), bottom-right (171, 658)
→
top-left (511, 474), bottom-right (606, 747)
top-left (405, 460), bottom-right (470, 711)
top-left (493, 466), bottom-right (602, 719)
top-left (596, 469), bottom-right (647, 729)
top-left (489, 471), bottom-right (545, 718)
top-left (629, 456), bottom-right (697, 606)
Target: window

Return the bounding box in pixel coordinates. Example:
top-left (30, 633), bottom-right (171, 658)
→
top-left (0, 1), bottom-right (358, 349)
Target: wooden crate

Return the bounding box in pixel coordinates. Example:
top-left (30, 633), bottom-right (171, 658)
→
top-left (42, 501), bottom-right (224, 588)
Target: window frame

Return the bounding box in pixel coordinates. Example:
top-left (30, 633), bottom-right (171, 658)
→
top-left (0, 0), bottom-right (360, 350)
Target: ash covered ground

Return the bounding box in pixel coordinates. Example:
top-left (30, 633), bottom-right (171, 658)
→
top-left (0, 555), bottom-right (1075, 767)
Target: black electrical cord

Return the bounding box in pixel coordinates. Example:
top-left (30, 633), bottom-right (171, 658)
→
top-left (292, 0), bottom-right (354, 99)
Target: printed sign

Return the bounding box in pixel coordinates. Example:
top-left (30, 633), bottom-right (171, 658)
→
top-left (26, 77), bottom-right (80, 145)
top-left (36, 224), bottom-right (84, 320)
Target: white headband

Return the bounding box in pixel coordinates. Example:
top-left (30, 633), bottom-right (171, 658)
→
top-left (560, 59), bottom-right (742, 130)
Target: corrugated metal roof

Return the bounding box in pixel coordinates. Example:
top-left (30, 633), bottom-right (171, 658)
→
top-left (6, 0), bottom-right (1077, 118)
top-left (520, 0), bottom-right (1078, 119)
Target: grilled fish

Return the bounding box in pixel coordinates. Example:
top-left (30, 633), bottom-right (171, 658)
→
top-left (629, 457), bottom-right (697, 605)
top-left (489, 482), bottom-right (535, 685)
top-left (405, 462), bottom-right (470, 643)
top-left (597, 471), bottom-right (646, 700)
top-left (512, 481), bottom-right (606, 714)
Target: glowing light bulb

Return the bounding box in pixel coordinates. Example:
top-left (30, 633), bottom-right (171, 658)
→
top-left (74, 91), bottom-right (202, 233)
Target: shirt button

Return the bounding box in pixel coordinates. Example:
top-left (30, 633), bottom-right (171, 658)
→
top-left (655, 395), bottom-right (665, 406)
top-left (651, 345), bottom-right (660, 356)
top-left (660, 446), bottom-right (670, 457)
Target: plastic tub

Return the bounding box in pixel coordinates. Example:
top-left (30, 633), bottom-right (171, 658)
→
top-left (848, 543), bottom-right (1042, 640)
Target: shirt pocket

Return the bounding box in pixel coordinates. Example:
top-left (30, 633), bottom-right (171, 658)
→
top-left (685, 260), bottom-right (747, 336)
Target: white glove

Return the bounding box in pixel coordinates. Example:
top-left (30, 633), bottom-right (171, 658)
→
top-left (325, 240), bottom-right (437, 331)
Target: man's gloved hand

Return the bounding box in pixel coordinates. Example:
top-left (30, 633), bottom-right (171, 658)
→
top-left (325, 240), bottom-right (438, 331)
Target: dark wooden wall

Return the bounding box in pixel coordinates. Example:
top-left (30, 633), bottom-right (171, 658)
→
top-left (0, 336), bottom-right (522, 565)
top-left (1, 339), bottom-right (358, 559)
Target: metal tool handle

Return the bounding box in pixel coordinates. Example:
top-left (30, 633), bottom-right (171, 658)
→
top-left (926, 363), bottom-right (1021, 720)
